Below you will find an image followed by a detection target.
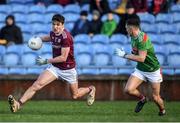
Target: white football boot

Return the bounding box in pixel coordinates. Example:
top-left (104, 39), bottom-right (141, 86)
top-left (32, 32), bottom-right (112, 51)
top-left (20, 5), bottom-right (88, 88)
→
top-left (87, 86), bottom-right (96, 106)
top-left (8, 95), bottom-right (20, 113)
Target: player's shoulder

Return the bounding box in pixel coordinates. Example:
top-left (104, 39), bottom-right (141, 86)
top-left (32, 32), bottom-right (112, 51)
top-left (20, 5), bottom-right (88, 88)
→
top-left (62, 29), bottom-right (71, 39)
top-left (139, 32), bottom-right (149, 43)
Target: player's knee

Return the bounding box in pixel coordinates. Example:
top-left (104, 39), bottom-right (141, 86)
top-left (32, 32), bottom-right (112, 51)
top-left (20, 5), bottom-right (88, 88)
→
top-left (152, 94), bottom-right (160, 102)
top-left (124, 87), bottom-right (133, 94)
top-left (72, 94), bottom-right (78, 100)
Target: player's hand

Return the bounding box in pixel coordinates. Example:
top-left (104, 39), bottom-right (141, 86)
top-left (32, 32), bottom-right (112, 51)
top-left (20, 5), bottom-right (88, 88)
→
top-left (114, 48), bottom-right (127, 58)
top-left (36, 56), bottom-right (48, 65)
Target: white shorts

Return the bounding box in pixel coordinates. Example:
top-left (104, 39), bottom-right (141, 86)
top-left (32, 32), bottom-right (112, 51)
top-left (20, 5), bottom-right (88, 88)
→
top-left (131, 68), bottom-right (163, 83)
top-left (46, 65), bottom-right (77, 84)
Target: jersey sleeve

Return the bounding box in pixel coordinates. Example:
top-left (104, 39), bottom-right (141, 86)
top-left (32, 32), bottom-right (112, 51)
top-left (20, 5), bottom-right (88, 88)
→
top-left (137, 34), bottom-right (149, 51)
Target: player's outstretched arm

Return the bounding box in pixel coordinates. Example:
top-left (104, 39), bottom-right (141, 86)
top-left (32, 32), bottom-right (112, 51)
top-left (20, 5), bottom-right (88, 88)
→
top-left (40, 35), bottom-right (51, 42)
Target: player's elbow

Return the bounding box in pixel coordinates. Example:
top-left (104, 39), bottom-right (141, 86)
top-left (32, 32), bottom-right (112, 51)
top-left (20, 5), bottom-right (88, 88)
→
top-left (61, 57), bottom-right (67, 62)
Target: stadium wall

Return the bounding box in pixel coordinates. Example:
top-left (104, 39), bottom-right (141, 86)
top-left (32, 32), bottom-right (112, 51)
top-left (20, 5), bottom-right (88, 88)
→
top-left (0, 75), bottom-right (180, 101)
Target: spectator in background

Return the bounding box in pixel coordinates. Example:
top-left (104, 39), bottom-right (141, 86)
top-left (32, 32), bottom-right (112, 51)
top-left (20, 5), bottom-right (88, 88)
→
top-left (90, 0), bottom-right (111, 16)
top-left (34, 0), bottom-right (54, 6)
top-left (149, 0), bottom-right (169, 15)
top-left (0, 15), bottom-right (23, 46)
top-left (71, 11), bottom-right (89, 36)
top-left (0, 0), bottom-right (6, 4)
top-left (101, 11), bottom-right (117, 37)
top-left (114, 0), bottom-right (128, 14)
top-left (88, 10), bottom-right (102, 37)
top-left (115, 3), bottom-right (140, 35)
top-left (127, 0), bottom-right (148, 13)
top-left (54, 0), bottom-right (73, 6)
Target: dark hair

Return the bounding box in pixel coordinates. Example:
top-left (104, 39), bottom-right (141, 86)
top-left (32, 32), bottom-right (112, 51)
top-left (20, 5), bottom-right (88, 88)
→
top-left (126, 18), bottom-right (140, 28)
top-left (52, 14), bottom-right (65, 24)
top-left (80, 10), bottom-right (88, 16)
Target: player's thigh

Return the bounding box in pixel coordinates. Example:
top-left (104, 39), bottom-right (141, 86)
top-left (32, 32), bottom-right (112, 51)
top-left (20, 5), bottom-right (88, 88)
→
top-left (125, 75), bottom-right (144, 91)
top-left (150, 83), bottom-right (161, 96)
top-left (33, 70), bottom-right (57, 87)
top-left (69, 82), bottom-right (78, 95)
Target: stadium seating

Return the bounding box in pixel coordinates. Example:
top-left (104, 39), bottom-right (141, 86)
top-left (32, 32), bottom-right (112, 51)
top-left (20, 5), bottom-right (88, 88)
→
top-left (76, 53), bottom-right (92, 67)
top-left (110, 34), bottom-right (128, 44)
top-left (0, 13), bottom-right (6, 23)
top-left (172, 13), bottom-right (180, 23)
top-left (138, 13), bottom-right (155, 24)
top-left (170, 4), bottom-right (180, 13)
top-left (74, 34), bottom-right (91, 44)
top-left (148, 34), bottom-right (163, 44)
top-left (156, 53), bottom-right (166, 65)
top-left (0, 5), bottom-right (11, 14)
top-left (81, 4), bottom-right (90, 12)
top-left (6, 44), bottom-right (23, 55)
top-left (155, 14), bottom-right (172, 24)
top-left (0, 3), bottom-right (180, 75)
top-left (14, 13), bottom-right (27, 24)
top-left (28, 14), bottom-right (45, 24)
top-left (3, 53), bottom-right (20, 66)
top-left (92, 34), bottom-right (109, 44)
top-left (164, 43), bottom-right (180, 55)
top-left (112, 55), bottom-right (127, 66)
top-left (63, 4), bottom-right (81, 14)
top-left (46, 4), bottom-right (63, 14)
top-left (91, 44), bottom-right (112, 55)
top-left (162, 68), bottom-right (175, 75)
top-left (81, 68), bottom-right (99, 75)
top-left (167, 53), bottom-right (180, 66)
top-left (160, 25), bottom-right (178, 34)
top-left (118, 68), bottom-right (134, 75)
top-left (11, 5), bottom-right (28, 14)
top-left (21, 53), bottom-right (37, 66)
top-left (26, 68), bottom-right (44, 75)
top-left (28, 5), bottom-right (46, 14)
top-left (8, 68), bottom-right (26, 75)
top-left (142, 25), bottom-right (159, 34)
top-left (0, 67), bottom-right (8, 75)
top-left (94, 53), bottom-right (111, 66)
top-left (163, 34), bottom-right (180, 44)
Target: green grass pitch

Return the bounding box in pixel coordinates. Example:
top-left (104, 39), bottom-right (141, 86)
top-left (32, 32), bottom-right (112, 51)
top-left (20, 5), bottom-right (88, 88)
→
top-left (0, 101), bottom-right (180, 122)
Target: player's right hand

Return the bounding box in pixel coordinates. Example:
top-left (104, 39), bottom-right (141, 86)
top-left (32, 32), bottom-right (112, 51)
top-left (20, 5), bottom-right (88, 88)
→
top-left (36, 56), bottom-right (48, 65)
top-left (114, 48), bottom-right (126, 58)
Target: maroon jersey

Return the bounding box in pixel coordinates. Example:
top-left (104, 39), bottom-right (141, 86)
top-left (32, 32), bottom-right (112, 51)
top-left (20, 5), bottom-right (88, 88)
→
top-left (50, 29), bottom-right (76, 70)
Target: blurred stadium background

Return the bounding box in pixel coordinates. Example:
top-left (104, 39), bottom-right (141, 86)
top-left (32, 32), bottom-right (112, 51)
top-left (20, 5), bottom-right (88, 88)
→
top-left (0, 0), bottom-right (180, 121)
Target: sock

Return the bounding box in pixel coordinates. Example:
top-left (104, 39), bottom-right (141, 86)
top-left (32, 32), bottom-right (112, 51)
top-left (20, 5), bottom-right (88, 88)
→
top-left (139, 94), bottom-right (145, 101)
top-left (18, 99), bottom-right (23, 106)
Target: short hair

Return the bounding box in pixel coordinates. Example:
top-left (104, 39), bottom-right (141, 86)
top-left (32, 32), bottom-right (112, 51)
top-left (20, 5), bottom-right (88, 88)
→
top-left (52, 14), bottom-right (65, 24)
top-left (126, 18), bottom-right (140, 28)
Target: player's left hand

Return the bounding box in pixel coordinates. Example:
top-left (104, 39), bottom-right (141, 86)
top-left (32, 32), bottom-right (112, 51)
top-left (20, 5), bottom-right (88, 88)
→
top-left (114, 48), bottom-right (127, 58)
top-left (36, 56), bottom-right (48, 65)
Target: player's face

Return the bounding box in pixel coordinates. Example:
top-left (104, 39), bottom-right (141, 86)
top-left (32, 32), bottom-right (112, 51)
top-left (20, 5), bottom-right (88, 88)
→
top-left (52, 21), bottom-right (64, 34)
top-left (126, 25), bottom-right (133, 36)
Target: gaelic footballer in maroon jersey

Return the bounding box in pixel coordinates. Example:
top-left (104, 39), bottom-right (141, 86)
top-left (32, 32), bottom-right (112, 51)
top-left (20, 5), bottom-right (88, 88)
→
top-left (50, 30), bottom-right (75, 70)
top-left (8, 14), bottom-right (96, 113)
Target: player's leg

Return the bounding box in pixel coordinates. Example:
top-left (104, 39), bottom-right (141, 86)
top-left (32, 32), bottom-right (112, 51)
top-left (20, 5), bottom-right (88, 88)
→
top-left (125, 75), bottom-right (147, 112)
top-left (150, 83), bottom-right (165, 116)
top-left (124, 75), bottom-right (144, 98)
top-left (8, 70), bottom-right (57, 112)
top-left (69, 82), bottom-right (96, 106)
